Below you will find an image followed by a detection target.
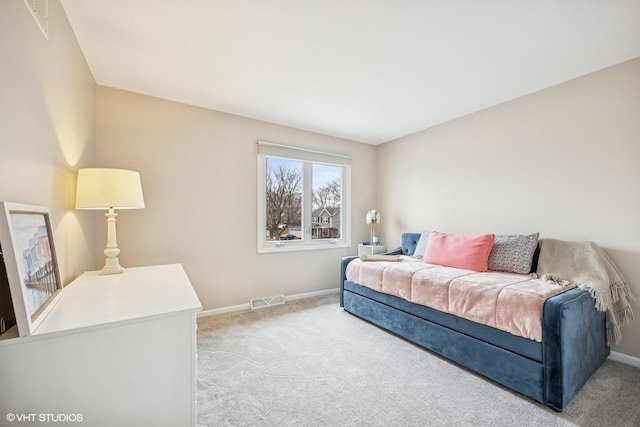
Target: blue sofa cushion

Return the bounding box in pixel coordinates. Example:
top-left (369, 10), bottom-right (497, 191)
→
top-left (400, 232), bottom-right (422, 256)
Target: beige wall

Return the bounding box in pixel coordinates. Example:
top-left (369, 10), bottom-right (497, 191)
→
top-left (0, 0), bottom-right (96, 284)
top-left (96, 87), bottom-right (377, 309)
top-left (376, 58), bottom-right (640, 357)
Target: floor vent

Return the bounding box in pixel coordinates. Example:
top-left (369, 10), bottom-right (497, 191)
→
top-left (250, 295), bottom-right (286, 310)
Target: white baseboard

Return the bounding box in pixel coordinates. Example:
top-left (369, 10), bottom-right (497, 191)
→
top-left (197, 288), bottom-right (339, 318)
top-left (609, 350), bottom-right (640, 368)
top-left (198, 302), bottom-right (251, 317)
top-left (285, 287), bottom-right (339, 302)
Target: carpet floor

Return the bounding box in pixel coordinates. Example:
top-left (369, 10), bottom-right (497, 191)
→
top-left (196, 293), bottom-right (640, 427)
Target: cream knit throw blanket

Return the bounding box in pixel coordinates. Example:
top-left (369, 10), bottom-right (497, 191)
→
top-left (536, 238), bottom-right (635, 346)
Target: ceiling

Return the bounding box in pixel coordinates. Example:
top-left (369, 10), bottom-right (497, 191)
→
top-left (60, 1), bottom-right (640, 145)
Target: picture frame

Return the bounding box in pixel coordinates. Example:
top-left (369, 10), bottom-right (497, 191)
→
top-left (0, 202), bottom-right (63, 336)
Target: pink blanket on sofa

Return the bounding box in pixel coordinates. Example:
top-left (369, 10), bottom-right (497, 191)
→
top-left (345, 258), bottom-right (567, 342)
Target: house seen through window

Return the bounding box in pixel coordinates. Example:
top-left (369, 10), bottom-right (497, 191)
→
top-left (258, 141), bottom-right (351, 252)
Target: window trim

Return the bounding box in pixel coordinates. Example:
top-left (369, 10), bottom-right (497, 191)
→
top-left (257, 141), bottom-right (351, 253)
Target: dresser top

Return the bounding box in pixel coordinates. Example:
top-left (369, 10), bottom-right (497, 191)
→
top-left (28, 264), bottom-right (202, 338)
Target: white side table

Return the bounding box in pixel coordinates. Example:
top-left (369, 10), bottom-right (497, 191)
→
top-left (358, 244), bottom-right (387, 256)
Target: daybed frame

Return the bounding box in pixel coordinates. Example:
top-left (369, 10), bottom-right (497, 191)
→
top-left (340, 233), bottom-right (609, 411)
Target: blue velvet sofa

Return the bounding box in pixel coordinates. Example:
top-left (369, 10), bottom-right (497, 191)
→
top-left (340, 233), bottom-right (609, 411)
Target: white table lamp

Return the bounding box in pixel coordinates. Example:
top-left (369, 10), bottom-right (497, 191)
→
top-left (76, 168), bottom-right (145, 274)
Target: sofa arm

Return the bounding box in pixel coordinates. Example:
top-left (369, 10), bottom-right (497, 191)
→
top-left (385, 247), bottom-right (404, 255)
top-left (542, 287), bottom-right (609, 410)
top-left (341, 247), bottom-right (402, 307)
top-left (340, 256), bottom-right (358, 307)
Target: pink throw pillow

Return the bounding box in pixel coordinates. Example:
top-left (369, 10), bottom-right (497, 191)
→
top-left (423, 231), bottom-right (495, 272)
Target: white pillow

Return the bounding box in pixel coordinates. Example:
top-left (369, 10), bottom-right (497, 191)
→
top-left (413, 231), bottom-right (431, 259)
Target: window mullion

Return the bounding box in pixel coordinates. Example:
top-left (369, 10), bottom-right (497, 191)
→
top-left (302, 162), bottom-right (313, 241)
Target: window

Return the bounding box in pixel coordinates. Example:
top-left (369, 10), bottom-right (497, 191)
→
top-left (257, 141), bottom-right (351, 253)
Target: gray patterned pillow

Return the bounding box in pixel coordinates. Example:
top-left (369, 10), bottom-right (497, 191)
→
top-left (488, 233), bottom-right (539, 274)
top-left (413, 231), bottom-right (431, 259)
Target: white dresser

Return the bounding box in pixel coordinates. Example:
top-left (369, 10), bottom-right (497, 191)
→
top-left (0, 264), bottom-right (202, 427)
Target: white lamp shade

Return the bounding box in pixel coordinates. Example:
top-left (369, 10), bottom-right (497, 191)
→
top-left (76, 168), bottom-right (145, 210)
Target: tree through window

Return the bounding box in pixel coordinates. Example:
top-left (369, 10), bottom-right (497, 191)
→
top-left (265, 158), bottom-right (302, 241)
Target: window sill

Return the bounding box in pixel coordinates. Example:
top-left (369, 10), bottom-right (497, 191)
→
top-left (258, 241), bottom-right (351, 254)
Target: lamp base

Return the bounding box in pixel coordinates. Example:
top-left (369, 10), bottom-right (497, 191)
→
top-left (99, 252), bottom-right (124, 275)
top-left (100, 207), bottom-right (125, 275)
top-left (99, 265), bottom-right (124, 275)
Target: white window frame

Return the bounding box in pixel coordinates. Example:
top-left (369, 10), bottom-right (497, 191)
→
top-left (257, 141), bottom-right (351, 253)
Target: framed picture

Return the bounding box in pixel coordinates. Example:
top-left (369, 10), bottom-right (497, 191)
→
top-left (0, 203), bottom-right (63, 336)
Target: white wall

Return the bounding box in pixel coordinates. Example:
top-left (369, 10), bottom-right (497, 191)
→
top-left (0, 0), bottom-right (96, 285)
top-left (376, 58), bottom-right (640, 358)
top-left (96, 87), bottom-right (377, 310)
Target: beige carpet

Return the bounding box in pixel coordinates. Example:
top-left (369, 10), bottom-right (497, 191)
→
top-left (197, 293), bottom-right (640, 427)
